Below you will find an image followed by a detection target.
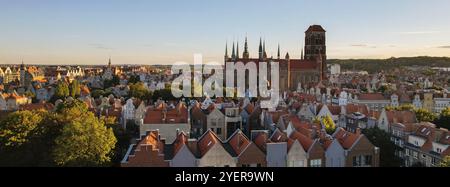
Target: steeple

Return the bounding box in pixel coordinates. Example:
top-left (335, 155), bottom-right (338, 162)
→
top-left (277, 44), bottom-right (280, 59)
top-left (263, 40), bottom-right (267, 59)
top-left (108, 57), bottom-right (111, 67)
top-left (258, 37), bottom-right (263, 60)
top-left (301, 47), bottom-right (304, 60)
top-left (236, 41), bottom-right (240, 59)
top-left (243, 36), bottom-right (249, 59)
top-left (231, 42), bottom-right (236, 60)
top-left (224, 42), bottom-right (229, 61)
top-left (285, 52), bottom-right (290, 60)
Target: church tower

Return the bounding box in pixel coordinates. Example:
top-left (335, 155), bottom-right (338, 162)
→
top-left (304, 25), bottom-right (326, 79)
top-left (20, 60), bottom-right (26, 87)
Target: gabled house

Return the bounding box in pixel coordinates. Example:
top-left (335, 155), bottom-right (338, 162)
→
top-left (206, 105), bottom-right (226, 140)
top-left (225, 129), bottom-right (266, 167)
top-left (377, 109), bottom-right (417, 132)
top-left (166, 131), bottom-right (197, 167)
top-left (324, 138), bottom-right (346, 167)
top-left (141, 102), bottom-right (190, 144)
top-left (333, 128), bottom-right (380, 167)
top-left (404, 123), bottom-right (450, 167)
top-left (121, 130), bottom-right (169, 167)
top-left (196, 130), bottom-right (236, 167)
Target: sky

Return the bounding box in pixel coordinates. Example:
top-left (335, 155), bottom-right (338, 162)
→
top-left (1, 0), bottom-right (450, 65)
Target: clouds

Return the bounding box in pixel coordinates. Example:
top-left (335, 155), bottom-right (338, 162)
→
top-left (437, 46), bottom-right (450, 49)
top-left (89, 43), bottom-right (114, 50)
top-left (396, 31), bottom-right (441, 35)
top-left (350, 44), bottom-right (377, 48)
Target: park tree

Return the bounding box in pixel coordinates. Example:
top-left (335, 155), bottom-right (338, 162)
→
top-left (69, 79), bottom-right (81, 98)
top-left (321, 115), bottom-right (336, 134)
top-left (0, 110), bottom-right (60, 166)
top-left (434, 107), bottom-right (450, 129)
top-left (439, 156), bottom-right (450, 167)
top-left (53, 100), bottom-right (117, 166)
top-left (129, 82), bottom-right (152, 100)
top-left (0, 110), bottom-right (46, 148)
top-left (52, 81), bottom-right (70, 101)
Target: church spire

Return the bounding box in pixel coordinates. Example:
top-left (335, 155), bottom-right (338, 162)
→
top-left (277, 44), bottom-right (280, 59)
top-left (231, 42), bottom-right (236, 60)
top-left (236, 41), bottom-right (240, 59)
top-left (243, 36), bottom-right (249, 59)
top-left (224, 42), bottom-right (229, 60)
top-left (301, 47), bottom-right (304, 60)
top-left (263, 40), bottom-right (267, 59)
top-left (258, 37), bottom-right (263, 60)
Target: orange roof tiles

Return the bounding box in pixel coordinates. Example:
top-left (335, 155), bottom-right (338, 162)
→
top-left (334, 128), bottom-right (361, 149)
top-left (227, 130), bottom-right (251, 156)
top-left (198, 130), bottom-right (221, 157)
top-left (289, 131), bottom-right (313, 151)
top-left (358, 93), bottom-right (387, 100)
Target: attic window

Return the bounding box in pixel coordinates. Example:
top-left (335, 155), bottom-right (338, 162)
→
top-left (426, 131), bottom-right (430, 136)
top-left (207, 141), bottom-right (212, 147)
top-left (277, 135), bottom-right (281, 141)
top-left (446, 135), bottom-right (450, 140)
top-left (421, 128), bottom-right (427, 133)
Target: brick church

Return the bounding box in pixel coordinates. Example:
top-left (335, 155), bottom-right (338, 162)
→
top-left (224, 25), bottom-right (327, 92)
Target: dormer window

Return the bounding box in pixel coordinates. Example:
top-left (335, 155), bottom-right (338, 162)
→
top-left (437, 148), bottom-right (442, 153)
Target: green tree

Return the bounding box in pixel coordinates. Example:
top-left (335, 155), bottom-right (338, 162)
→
top-left (128, 75), bottom-right (140, 84)
top-left (91, 89), bottom-right (105, 98)
top-left (69, 80), bottom-right (81, 98)
top-left (129, 82), bottom-right (152, 100)
top-left (0, 111), bottom-right (45, 148)
top-left (321, 115), bottom-right (336, 134)
top-left (53, 100), bottom-right (117, 166)
top-left (103, 75), bottom-right (120, 89)
top-left (434, 107), bottom-right (450, 129)
top-left (363, 127), bottom-right (402, 167)
top-left (0, 110), bottom-right (60, 166)
top-left (439, 156), bottom-right (450, 167)
top-left (52, 81), bottom-right (69, 102)
top-left (414, 108), bottom-right (437, 122)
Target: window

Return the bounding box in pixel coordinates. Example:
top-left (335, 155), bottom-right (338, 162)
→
top-left (310, 159), bottom-right (321, 167)
top-left (364, 155), bottom-right (372, 166)
top-left (413, 151), bottom-right (418, 159)
top-left (437, 148), bottom-right (442, 153)
top-left (241, 164), bottom-right (250, 167)
top-left (216, 128), bottom-right (222, 135)
top-left (257, 164), bottom-right (262, 167)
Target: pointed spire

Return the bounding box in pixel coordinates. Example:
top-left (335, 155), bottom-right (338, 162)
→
top-left (225, 42), bottom-right (228, 58)
top-left (285, 52), bottom-right (290, 59)
top-left (231, 42), bottom-right (236, 60)
top-left (277, 44), bottom-right (280, 59)
top-left (244, 36), bottom-right (249, 53)
top-left (224, 42), bottom-right (229, 61)
top-left (243, 36), bottom-right (249, 59)
top-left (263, 40), bottom-right (267, 59)
top-left (301, 47), bottom-right (304, 60)
top-left (236, 41), bottom-right (240, 59)
top-left (258, 37), bottom-right (263, 60)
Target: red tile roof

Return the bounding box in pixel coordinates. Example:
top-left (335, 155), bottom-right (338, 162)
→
top-left (227, 130), bottom-right (251, 156)
top-left (358, 93), bottom-right (387, 100)
top-left (198, 130), bottom-right (221, 157)
top-left (289, 131), bottom-right (313, 151)
top-left (333, 128), bottom-right (361, 149)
